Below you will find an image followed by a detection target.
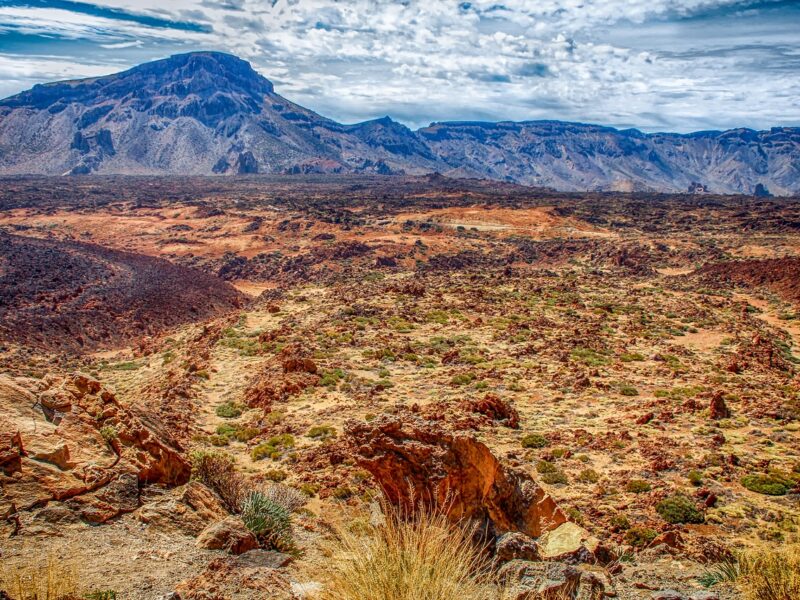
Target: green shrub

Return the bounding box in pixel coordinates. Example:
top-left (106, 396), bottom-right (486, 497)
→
top-left (619, 385), bottom-right (639, 397)
top-left (241, 490), bottom-right (294, 551)
top-left (625, 526), bottom-right (657, 548)
top-left (264, 469), bottom-right (288, 482)
top-left (521, 433), bottom-right (548, 449)
top-left (626, 479), bottom-right (651, 494)
top-left (332, 485), bottom-right (353, 500)
top-left (570, 348), bottom-right (609, 367)
top-left (209, 434), bottom-right (230, 447)
top-left (741, 473), bottom-right (795, 496)
top-left (307, 425), bottom-right (337, 440)
top-left (610, 514), bottom-right (630, 531)
top-left (656, 494), bottom-right (704, 524)
top-left (542, 471), bottom-right (568, 485)
top-left (450, 373), bottom-right (476, 386)
top-left (536, 460), bottom-right (557, 474)
top-left (578, 469), bottom-right (600, 484)
top-left (620, 352), bottom-right (645, 362)
top-left (251, 434), bottom-right (295, 461)
top-left (688, 470), bottom-right (704, 486)
top-left (99, 425), bottom-right (117, 443)
top-left (300, 483), bottom-right (321, 497)
top-left (216, 402), bottom-right (243, 418)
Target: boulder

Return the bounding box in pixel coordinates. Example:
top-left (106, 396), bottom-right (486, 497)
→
top-left (0, 373), bottom-right (191, 524)
top-left (709, 392), bottom-right (730, 420)
top-left (496, 532), bottom-right (541, 562)
top-left (196, 516), bottom-right (259, 554)
top-left (498, 560), bottom-right (610, 600)
top-left (464, 393), bottom-right (520, 428)
top-left (346, 415), bottom-right (567, 539)
top-left (137, 481), bottom-right (229, 536)
top-left (538, 522), bottom-right (600, 563)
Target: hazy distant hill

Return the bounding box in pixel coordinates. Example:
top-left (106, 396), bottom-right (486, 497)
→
top-left (1, 51), bottom-right (797, 194)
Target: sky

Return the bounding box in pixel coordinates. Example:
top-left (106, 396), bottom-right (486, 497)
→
top-left (0, 0), bottom-right (798, 132)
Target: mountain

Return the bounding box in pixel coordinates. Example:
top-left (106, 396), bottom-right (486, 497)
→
top-left (1, 51), bottom-right (798, 194)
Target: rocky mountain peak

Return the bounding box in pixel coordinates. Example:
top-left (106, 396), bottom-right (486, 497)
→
top-left (0, 51), bottom-right (274, 113)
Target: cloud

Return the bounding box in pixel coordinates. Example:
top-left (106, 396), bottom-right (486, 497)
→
top-left (0, 0), bottom-right (798, 132)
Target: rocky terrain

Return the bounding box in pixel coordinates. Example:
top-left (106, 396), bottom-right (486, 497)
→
top-left (1, 52), bottom-right (798, 195)
top-left (0, 232), bottom-right (244, 353)
top-left (1, 175), bottom-right (799, 599)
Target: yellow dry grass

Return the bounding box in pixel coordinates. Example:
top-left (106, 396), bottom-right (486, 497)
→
top-left (737, 544), bottom-right (800, 600)
top-left (317, 506), bottom-right (494, 600)
top-left (0, 554), bottom-right (78, 600)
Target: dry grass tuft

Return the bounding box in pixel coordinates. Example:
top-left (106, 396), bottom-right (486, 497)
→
top-left (0, 555), bottom-right (79, 600)
top-left (737, 544), bottom-right (800, 600)
top-left (317, 505), bottom-right (493, 600)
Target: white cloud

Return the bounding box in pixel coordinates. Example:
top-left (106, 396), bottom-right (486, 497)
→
top-left (0, 0), bottom-right (798, 131)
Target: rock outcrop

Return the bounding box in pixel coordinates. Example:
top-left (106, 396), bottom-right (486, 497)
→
top-left (346, 415), bottom-right (567, 539)
top-left (0, 373), bottom-right (190, 526)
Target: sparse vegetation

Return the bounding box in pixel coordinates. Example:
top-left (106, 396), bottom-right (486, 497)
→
top-left (318, 506), bottom-right (490, 600)
top-left (521, 433), bottom-right (548, 449)
top-left (626, 480), bottom-right (652, 494)
top-left (656, 494), bottom-right (704, 524)
top-left (241, 490), bottom-right (295, 552)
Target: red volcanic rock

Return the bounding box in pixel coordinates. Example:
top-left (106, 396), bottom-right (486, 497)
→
top-left (345, 415), bottom-right (567, 539)
top-left (464, 393), bottom-right (520, 428)
top-left (709, 391), bottom-right (730, 420)
top-left (0, 233), bottom-right (244, 353)
top-left (0, 373), bottom-right (190, 523)
top-left (279, 343), bottom-right (318, 374)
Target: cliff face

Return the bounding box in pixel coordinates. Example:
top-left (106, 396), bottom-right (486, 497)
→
top-left (1, 51), bottom-right (797, 194)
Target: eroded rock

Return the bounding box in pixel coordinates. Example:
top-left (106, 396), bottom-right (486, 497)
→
top-left (196, 516), bottom-right (259, 555)
top-left (0, 373), bottom-right (191, 525)
top-left (346, 415), bottom-right (567, 539)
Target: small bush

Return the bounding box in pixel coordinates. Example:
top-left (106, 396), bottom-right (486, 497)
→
top-left (241, 490), bottom-right (295, 552)
top-left (521, 433), bottom-right (548, 449)
top-left (610, 514), bottom-right (630, 531)
top-left (451, 373), bottom-right (475, 386)
top-left (190, 450), bottom-right (244, 512)
top-left (698, 558), bottom-right (740, 588)
top-left (688, 470), bottom-right (703, 486)
top-left (216, 402), bottom-right (243, 418)
top-left (625, 526), bottom-right (657, 548)
top-left (656, 494), bottom-right (704, 524)
top-left (301, 483), bottom-right (321, 497)
top-left (99, 425), bottom-right (118, 443)
top-left (264, 469), bottom-right (288, 482)
top-left (536, 460), bottom-right (557, 474)
top-left (626, 479), bottom-right (652, 494)
top-left (251, 434), bottom-right (295, 461)
top-left (619, 385), bottom-right (639, 397)
top-left (308, 425), bottom-right (337, 440)
top-left (332, 485), bottom-right (354, 500)
top-left (578, 469), bottom-right (600, 484)
top-left (741, 473), bottom-right (795, 496)
top-left (541, 471), bottom-right (568, 485)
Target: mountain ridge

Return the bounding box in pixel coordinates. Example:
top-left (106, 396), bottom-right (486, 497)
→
top-left (1, 51), bottom-right (798, 194)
